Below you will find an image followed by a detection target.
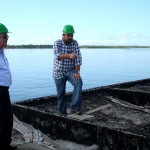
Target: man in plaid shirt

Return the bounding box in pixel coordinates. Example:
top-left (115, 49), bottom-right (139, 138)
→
top-left (53, 25), bottom-right (83, 116)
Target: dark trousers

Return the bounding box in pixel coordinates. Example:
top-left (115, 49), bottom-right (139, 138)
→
top-left (0, 86), bottom-right (13, 145)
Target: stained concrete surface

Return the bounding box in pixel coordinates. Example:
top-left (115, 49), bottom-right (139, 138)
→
top-left (29, 95), bottom-right (150, 134)
top-left (12, 78), bottom-right (150, 149)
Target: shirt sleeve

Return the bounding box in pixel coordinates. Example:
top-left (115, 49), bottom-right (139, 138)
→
top-left (75, 42), bottom-right (82, 66)
top-left (53, 41), bottom-right (61, 59)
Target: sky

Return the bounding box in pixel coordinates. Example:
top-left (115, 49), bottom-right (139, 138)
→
top-left (1, 0), bottom-right (150, 46)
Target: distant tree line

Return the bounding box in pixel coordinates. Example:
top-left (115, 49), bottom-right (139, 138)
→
top-left (6, 44), bottom-right (150, 49)
top-left (7, 44), bottom-right (53, 49)
top-left (80, 45), bottom-right (150, 48)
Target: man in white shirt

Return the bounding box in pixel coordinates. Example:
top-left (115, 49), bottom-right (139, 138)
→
top-left (0, 23), bottom-right (16, 150)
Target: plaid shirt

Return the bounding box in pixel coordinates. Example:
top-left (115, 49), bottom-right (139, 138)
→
top-left (53, 39), bottom-right (82, 79)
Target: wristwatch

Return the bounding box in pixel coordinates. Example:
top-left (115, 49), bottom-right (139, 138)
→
top-left (76, 71), bottom-right (80, 74)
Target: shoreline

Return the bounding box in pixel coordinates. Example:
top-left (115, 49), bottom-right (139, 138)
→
top-left (6, 45), bottom-right (150, 49)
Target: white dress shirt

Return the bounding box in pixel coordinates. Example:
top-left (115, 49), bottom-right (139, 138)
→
top-left (0, 48), bottom-right (12, 87)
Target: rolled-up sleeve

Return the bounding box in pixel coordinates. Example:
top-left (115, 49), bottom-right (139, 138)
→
top-left (75, 42), bottom-right (82, 66)
top-left (53, 41), bottom-right (61, 59)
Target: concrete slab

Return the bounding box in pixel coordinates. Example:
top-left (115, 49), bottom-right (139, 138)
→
top-left (16, 143), bottom-right (52, 150)
top-left (68, 114), bottom-right (94, 121)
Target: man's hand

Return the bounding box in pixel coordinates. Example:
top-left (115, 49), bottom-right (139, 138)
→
top-left (59, 54), bottom-right (78, 60)
top-left (69, 54), bottom-right (78, 59)
top-left (73, 72), bottom-right (80, 80)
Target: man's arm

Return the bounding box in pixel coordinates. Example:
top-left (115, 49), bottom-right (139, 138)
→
top-left (54, 40), bottom-right (79, 60)
top-left (58, 54), bottom-right (78, 60)
top-left (54, 41), bottom-right (77, 60)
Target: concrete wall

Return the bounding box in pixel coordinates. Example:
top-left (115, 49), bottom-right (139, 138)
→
top-left (12, 78), bottom-right (150, 149)
top-left (97, 127), bottom-right (150, 150)
top-left (12, 104), bottom-right (97, 146)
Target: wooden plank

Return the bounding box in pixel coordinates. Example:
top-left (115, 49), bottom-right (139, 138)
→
top-left (85, 104), bottom-right (111, 115)
top-left (106, 96), bottom-right (150, 114)
top-left (13, 115), bottom-right (29, 134)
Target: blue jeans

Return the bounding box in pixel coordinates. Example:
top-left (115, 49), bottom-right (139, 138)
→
top-left (54, 70), bottom-right (83, 115)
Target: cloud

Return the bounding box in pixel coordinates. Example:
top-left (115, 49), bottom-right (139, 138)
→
top-left (78, 32), bottom-right (150, 46)
top-left (53, 31), bottom-right (58, 36)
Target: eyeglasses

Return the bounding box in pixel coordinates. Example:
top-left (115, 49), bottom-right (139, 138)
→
top-left (0, 35), bottom-right (9, 39)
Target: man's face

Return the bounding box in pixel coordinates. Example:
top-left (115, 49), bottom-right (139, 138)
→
top-left (62, 34), bottom-right (73, 43)
top-left (0, 34), bottom-right (9, 48)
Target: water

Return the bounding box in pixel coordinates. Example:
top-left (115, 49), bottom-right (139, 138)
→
top-left (4, 48), bottom-right (150, 102)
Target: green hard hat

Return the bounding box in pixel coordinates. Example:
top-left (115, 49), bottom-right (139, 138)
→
top-left (63, 25), bottom-right (75, 34)
top-left (0, 23), bottom-right (9, 34)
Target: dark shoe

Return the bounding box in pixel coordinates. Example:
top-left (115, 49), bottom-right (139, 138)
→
top-left (71, 109), bottom-right (83, 115)
top-left (75, 109), bottom-right (83, 115)
top-left (70, 109), bottom-right (76, 114)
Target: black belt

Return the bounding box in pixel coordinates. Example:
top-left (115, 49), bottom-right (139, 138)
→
top-left (0, 85), bottom-right (9, 90)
